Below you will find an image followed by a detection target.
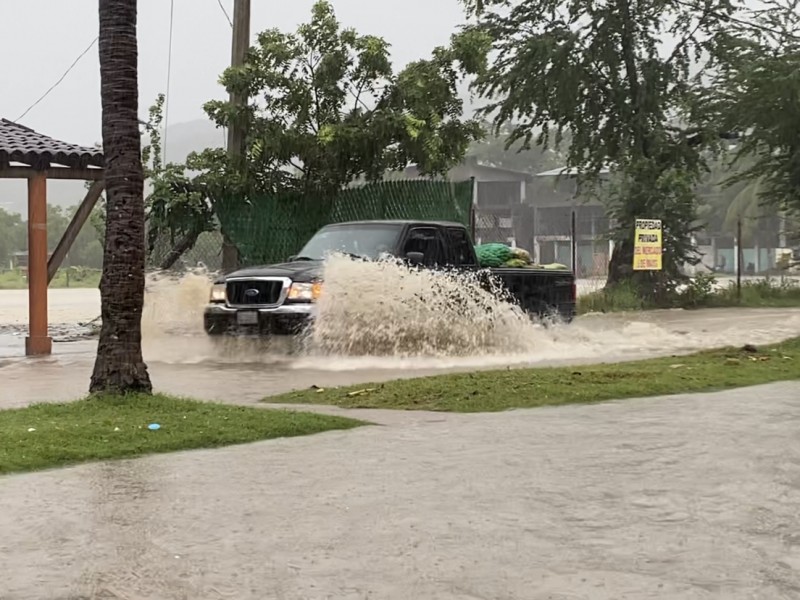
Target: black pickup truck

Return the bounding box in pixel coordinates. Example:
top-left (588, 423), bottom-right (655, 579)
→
top-left (203, 220), bottom-right (576, 337)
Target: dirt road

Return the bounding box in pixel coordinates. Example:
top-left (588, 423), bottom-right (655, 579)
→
top-left (2, 382), bottom-right (799, 599)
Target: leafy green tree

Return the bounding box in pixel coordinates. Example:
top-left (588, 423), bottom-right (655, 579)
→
top-left (202, 0), bottom-right (487, 194)
top-left (708, 0), bottom-right (800, 216)
top-left (46, 205), bottom-right (71, 252)
top-left (144, 0), bottom-right (488, 269)
top-left (0, 208), bottom-right (26, 268)
top-left (459, 0), bottom-right (743, 294)
top-left (62, 204), bottom-right (104, 269)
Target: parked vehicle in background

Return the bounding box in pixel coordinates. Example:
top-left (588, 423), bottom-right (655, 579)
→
top-left (203, 220), bottom-right (576, 338)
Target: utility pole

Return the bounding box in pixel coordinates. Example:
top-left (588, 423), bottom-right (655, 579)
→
top-left (221, 0), bottom-right (251, 273)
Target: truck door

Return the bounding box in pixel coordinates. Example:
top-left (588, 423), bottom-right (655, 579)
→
top-left (444, 227), bottom-right (477, 267)
top-left (402, 227), bottom-right (445, 267)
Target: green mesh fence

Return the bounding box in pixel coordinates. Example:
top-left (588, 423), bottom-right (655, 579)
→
top-left (214, 180), bottom-right (473, 266)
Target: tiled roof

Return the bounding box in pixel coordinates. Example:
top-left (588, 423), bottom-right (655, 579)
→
top-left (0, 118), bottom-right (104, 170)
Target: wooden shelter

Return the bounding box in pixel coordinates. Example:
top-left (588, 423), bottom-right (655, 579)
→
top-left (0, 118), bottom-right (104, 356)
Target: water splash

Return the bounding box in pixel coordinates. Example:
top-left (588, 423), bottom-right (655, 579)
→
top-left (307, 255), bottom-right (542, 357)
top-left (131, 258), bottom-right (800, 370)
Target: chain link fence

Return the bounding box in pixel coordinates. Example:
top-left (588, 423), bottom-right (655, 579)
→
top-left (147, 230), bottom-right (223, 272)
top-left (473, 201), bottom-right (613, 279)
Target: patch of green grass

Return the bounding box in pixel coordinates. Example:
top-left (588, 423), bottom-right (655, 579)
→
top-left (0, 268), bottom-right (101, 290)
top-left (578, 275), bottom-right (800, 314)
top-left (577, 280), bottom-right (650, 313)
top-left (707, 278), bottom-right (800, 308)
top-left (266, 337), bottom-right (800, 413)
top-left (0, 394), bottom-right (365, 475)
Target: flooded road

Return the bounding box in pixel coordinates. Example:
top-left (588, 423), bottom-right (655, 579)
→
top-left (3, 280), bottom-right (800, 599)
top-left (2, 382), bottom-right (799, 599)
top-left (2, 282), bottom-right (800, 407)
top-left (0, 306), bottom-right (799, 408)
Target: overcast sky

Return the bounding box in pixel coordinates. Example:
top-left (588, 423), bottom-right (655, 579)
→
top-left (2, 0), bottom-right (465, 146)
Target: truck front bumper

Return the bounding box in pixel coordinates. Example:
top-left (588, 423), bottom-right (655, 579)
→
top-left (203, 303), bottom-right (316, 336)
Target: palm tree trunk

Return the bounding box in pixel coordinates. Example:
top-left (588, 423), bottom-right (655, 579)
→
top-left (90, 0), bottom-right (152, 394)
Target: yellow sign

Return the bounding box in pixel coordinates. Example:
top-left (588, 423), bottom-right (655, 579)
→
top-left (633, 218), bottom-right (663, 271)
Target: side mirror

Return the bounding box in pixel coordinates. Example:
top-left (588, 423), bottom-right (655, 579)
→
top-left (405, 251), bottom-right (424, 265)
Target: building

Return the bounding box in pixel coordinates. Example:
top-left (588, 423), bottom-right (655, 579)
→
top-left (397, 159), bottom-right (612, 275)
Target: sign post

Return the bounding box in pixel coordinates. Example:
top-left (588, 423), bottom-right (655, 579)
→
top-left (633, 218), bottom-right (663, 271)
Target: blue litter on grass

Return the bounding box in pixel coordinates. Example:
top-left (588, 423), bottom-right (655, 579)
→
top-left (148, 423), bottom-right (161, 431)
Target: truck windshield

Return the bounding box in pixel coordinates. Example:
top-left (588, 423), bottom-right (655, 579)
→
top-left (295, 224), bottom-right (402, 261)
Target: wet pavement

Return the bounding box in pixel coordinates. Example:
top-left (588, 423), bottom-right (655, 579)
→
top-left (1, 382), bottom-right (799, 599)
top-left (3, 287), bottom-right (800, 598)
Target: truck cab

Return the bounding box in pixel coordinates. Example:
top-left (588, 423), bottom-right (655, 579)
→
top-left (204, 220), bottom-right (575, 337)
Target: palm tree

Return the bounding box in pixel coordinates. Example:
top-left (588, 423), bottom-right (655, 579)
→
top-left (90, 0), bottom-right (152, 393)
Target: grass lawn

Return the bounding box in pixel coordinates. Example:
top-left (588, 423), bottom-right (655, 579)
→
top-left (266, 337), bottom-right (800, 413)
top-left (0, 394), bottom-right (365, 475)
top-left (0, 268), bottom-right (102, 290)
top-left (578, 276), bottom-right (800, 314)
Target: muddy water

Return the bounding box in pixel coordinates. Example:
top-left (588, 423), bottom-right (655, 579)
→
top-left (1, 262), bottom-right (800, 407)
top-left (3, 268), bottom-right (800, 598)
top-left (2, 382), bottom-right (799, 599)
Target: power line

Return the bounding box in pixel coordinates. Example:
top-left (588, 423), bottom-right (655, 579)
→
top-left (15, 37), bottom-right (99, 123)
top-left (163, 0), bottom-right (176, 157)
top-left (216, 0), bottom-right (233, 27)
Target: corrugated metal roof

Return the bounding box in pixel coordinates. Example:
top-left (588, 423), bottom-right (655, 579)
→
top-left (0, 118), bottom-right (104, 170)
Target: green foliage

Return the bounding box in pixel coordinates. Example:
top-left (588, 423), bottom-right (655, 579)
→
top-left (136, 95), bottom-right (217, 267)
top-left (579, 273), bottom-right (800, 313)
top-left (679, 272), bottom-right (717, 308)
top-left (0, 208), bottom-right (26, 268)
top-left (708, 0), bottom-right (800, 216)
top-left (467, 121), bottom-right (568, 173)
top-left (710, 276), bottom-right (800, 307)
top-left (604, 156), bottom-right (703, 296)
top-left (0, 204), bottom-right (104, 272)
top-left (577, 280), bottom-right (649, 313)
top-left (136, 2), bottom-right (486, 268)
top-left (203, 0), bottom-right (485, 195)
top-left (458, 0), bottom-right (746, 291)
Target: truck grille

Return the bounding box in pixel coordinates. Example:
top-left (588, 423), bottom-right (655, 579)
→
top-left (227, 279), bottom-right (284, 306)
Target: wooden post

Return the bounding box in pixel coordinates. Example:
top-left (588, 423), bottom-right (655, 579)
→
top-left (221, 0), bottom-right (251, 273)
top-left (26, 173), bottom-right (52, 356)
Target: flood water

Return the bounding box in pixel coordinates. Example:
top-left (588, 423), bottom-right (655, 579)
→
top-left (1, 261), bottom-right (799, 407)
top-left (3, 265), bottom-right (800, 599)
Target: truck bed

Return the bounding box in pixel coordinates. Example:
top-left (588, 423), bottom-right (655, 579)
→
top-left (489, 267), bottom-right (576, 322)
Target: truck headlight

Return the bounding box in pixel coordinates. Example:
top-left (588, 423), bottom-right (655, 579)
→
top-left (287, 281), bottom-right (322, 301)
top-left (209, 283), bottom-right (226, 303)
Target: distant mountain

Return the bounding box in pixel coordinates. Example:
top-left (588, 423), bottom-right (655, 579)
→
top-left (160, 119), bottom-right (226, 164)
top-left (0, 119), bottom-right (225, 216)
